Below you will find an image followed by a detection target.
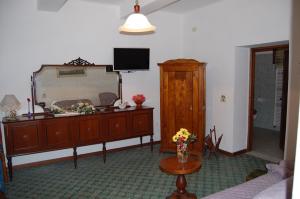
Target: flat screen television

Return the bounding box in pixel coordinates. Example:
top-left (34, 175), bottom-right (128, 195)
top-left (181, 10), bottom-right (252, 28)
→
top-left (114, 48), bottom-right (150, 71)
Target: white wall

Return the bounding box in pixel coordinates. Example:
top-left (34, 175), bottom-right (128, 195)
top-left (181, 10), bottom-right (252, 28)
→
top-left (292, 0), bottom-right (300, 183)
top-left (233, 47), bottom-right (250, 151)
top-left (293, 103), bottom-right (300, 197)
top-left (182, 0), bottom-right (291, 152)
top-left (0, 0), bottom-right (182, 165)
top-left (285, 0), bottom-right (300, 161)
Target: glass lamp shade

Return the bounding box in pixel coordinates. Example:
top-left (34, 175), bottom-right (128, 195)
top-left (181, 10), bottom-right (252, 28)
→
top-left (119, 13), bottom-right (156, 33)
top-left (0, 94), bottom-right (21, 117)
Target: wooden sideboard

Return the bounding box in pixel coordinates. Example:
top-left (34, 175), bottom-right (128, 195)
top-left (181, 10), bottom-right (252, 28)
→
top-left (2, 106), bottom-right (154, 181)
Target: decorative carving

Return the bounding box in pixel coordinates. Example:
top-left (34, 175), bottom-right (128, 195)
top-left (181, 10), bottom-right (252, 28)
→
top-left (64, 57), bottom-right (95, 66)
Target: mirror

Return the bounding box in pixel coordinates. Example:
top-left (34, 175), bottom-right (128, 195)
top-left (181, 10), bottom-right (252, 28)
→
top-left (32, 58), bottom-right (121, 112)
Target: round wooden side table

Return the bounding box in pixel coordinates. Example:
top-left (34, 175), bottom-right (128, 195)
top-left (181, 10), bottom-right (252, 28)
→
top-left (159, 155), bottom-right (201, 199)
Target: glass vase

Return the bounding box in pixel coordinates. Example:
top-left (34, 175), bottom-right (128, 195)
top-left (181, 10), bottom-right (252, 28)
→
top-left (177, 143), bottom-right (188, 163)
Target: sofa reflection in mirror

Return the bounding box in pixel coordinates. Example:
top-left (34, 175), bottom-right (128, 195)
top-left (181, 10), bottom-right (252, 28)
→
top-left (32, 58), bottom-right (121, 115)
top-left (99, 92), bottom-right (118, 107)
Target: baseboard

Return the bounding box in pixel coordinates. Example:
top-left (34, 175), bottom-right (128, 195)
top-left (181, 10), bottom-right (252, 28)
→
top-left (218, 148), bottom-right (248, 157)
top-left (13, 141), bottom-right (160, 170)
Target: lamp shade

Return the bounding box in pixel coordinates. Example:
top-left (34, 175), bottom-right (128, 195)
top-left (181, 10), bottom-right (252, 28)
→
top-left (0, 94), bottom-right (21, 112)
top-left (119, 13), bottom-right (156, 33)
top-left (119, 0), bottom-right (156, 33)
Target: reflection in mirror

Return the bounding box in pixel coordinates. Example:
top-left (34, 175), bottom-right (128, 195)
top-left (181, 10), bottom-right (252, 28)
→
top-left (32, 58), bottom-right (121, 112)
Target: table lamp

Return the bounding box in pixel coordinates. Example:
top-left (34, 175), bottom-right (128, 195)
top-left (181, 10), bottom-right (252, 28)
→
top-left (0, 94), bottom-right (21, 119)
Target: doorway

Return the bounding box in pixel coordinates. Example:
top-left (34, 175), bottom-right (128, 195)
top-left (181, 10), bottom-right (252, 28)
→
top-left (248, 45), bottom-right (289, 162)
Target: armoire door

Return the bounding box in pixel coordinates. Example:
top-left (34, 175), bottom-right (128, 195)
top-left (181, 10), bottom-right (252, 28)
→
top-left (165, 71), bottom-right (194, 150)
top-left (159, 59), bottom-right (206, 153)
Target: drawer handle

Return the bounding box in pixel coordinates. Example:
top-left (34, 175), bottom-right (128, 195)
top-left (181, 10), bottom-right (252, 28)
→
top-left (55, 131), bottom-right (60, 135)
top-left (23, 135), bottom-right (28, 139)
top-left (115, 123), bottom-right (119, 128)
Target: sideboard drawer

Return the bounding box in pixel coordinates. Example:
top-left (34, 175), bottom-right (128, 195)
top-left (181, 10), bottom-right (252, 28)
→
top-left (132, 110), bottom-right (153, 136)
top-left (5, 121), bottom-right (42, 155)
top-left (103, 113), bottom-right (128, 141)
top-left (78, 116), bottom-right (101, 145)
top-left (109, 115), bottom-right (127, 140)
top-left (43, 119), bottom-right (73, 149)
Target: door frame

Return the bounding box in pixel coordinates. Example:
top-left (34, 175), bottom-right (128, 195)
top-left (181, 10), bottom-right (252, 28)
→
top-left (247, 44), bottom-right (289, 151)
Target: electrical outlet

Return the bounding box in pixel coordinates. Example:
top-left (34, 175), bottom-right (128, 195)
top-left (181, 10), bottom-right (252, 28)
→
top-left (220, 95), bottom-right (226, 102)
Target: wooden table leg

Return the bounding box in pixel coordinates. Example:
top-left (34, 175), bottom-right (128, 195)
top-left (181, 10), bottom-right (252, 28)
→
top-left (73, 147), bottom-right (77, 169)
top-left (7, 156), bottom-right (12, 181)
top-left (150, 135), bottom-right (153, 152)
top-left (176, 174), bottom-right (187, 194)
top-left (103, 142), bottom-right (106, 163)
top-left (140, 136), bottom-right (143, 147)
top-left (167, 174), bottom-right (197, 199)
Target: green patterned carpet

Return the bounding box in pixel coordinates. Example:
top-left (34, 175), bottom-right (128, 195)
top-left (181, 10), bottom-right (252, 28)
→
top-left (6, 145), bottom-right (267, 199)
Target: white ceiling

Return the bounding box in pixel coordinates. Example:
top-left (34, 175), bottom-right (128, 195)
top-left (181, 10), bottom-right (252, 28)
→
top-left (81, 0), bottom-right (222, 13)
top-left (82, 0), bottom-right (125, 5)
top-left (37, 0), bottom-right (222, 14)
top-left (162, 0), bottom-right (222, 13)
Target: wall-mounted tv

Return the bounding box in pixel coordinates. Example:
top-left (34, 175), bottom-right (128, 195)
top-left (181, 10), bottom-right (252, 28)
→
top-left (114, 48), bottom-right (150, 71)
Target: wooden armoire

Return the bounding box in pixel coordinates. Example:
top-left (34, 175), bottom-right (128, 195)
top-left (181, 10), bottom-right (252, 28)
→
top-left (158, 59), bottom-right (206, 153)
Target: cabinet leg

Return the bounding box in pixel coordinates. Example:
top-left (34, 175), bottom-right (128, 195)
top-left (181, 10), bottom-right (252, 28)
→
top-left (7, 156), bottom-right (12, 181)
top-left (140, 136), bottom-right (143, 147)
top-left (103, 142), bottom-right (106, 163)
top-left (150, 135), bottom-right (153, 152)
top-left (73, 147), bottom-right (77, 169)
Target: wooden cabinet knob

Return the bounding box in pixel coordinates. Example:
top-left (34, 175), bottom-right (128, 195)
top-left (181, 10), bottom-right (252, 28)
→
top-left (115, 123), bottom-right (119, 128)
top-left (23, 135), bottom-right (28, 139)
top-left (87, 127), bottom-right (91, 131)
top-left (55, 131), bottom-right (60, 135)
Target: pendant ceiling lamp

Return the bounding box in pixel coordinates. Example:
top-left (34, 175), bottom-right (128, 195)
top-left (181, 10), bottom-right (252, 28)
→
top-left (119, 0), bottom-right (156, 33)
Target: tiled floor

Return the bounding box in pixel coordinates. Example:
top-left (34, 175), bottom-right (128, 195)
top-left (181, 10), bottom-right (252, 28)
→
top-left (248, 127), bottom-right (284, 163)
